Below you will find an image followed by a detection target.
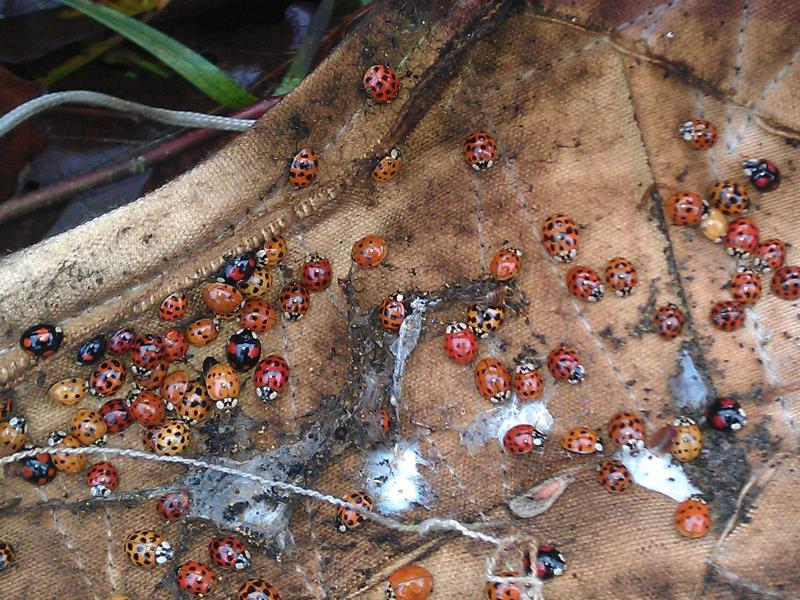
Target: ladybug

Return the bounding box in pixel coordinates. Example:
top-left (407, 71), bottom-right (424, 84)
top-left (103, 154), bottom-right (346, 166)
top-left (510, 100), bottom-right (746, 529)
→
top-left (541, 214), bottom-right (579, 262)
top-left (133, 359), bottom-right (169, 391)
top-left (707, 397), bottom-right (747, 431)
top-left (173, 381), bottom-right (210, 426)
top-left (463, 130), bottom-right (497, 171)
top-left (671, 417), bottom-right (703, 462)
top-left (259, 235), bottom-right (288, 267)
top-left (771, 265), bottom-right (800, 300)
top-left (89, 358), bottom-right (127, 397)
top-left (76, 334), bottom-right (106, 365)
top-left (379, 292), bottom-right (408, 332)
top-left (566, 265), bottom-right (604, 302)
top-left (606, 411), bottom-right (647, 450)
top-left (209, 535), bottom-right (251, 570)
top-left (157, 489), bottom-right (191, 521)
top-left (513, 363), bottom-right (544, 400)
top-left (726, 216), bottom-right (759, 258)
top-left (560, 427), bottom-right (603, 454)
top-left (443, 322), bottom-right (478, 364)
top-left (129, 391), bottom-right (166, 427)
top-left (386, 564), bottom-right (433, 600)
top-left (533, 546), bottom-right (566, 579)
top-left (51, 433), bottom-right (86, 473)
top-left (352, 234), bottom-right (388, 268)
top-left (490, 247), bottom-right (522, 281)
top-left (219, 252), bottom-right (258, 286)
top-left (254, 355), bottom-right (291, 402)
top-left (238, 578), bottom-right (281, 600)
top-left (363, 63), bottom-right (400, 103)
top-left (743, 158), bottom-right (780, 192)
top-left (87, 461), bottom-right (118, 497)
top-left (130, 334), bottom-right (164, 377)
top-left (665, 192), bottom-right (708, 226)
top-left (0, 542), bottom-right (15, 572)
top-left (227, 329), bottom-right (262, 371)
top-left (730, 268), bottom-right (761, 305)
top-left (679, 119), bottom-right (717, 149)
top-left (484, 571), bottom-right (520, 600)
top-left (142, 426), bottom-right (160, 454)
top-left (289, 148), bottom-right (319, 189)
top-left (161, 370), bottom-right (189, 409)
top-left (18, 452), bottom-right (57, 485)
top-left (48, 377), bottom-right (87, 406)
top-left (653, 304), bottom-right (685, 339)
top-left (124, 530), bottom-right (173, 566)
top-left (700, 208), bottom-right (728, 243)
top-left (239, 298), bottom-right (277, 333)
top-left (379, 408), bottom-right (392, 434)
top-left (159, 293), bottom-right (188, 321)
top-left (162, 327), bottom-right (189, 362)
top-left (70, 409), bottom-right (108, 446)
top-left (474, 358), bottom-right (512, 403)
top-left (176, 561), bottom-right (216, 597)
top-left (185, 318), bottom-right (219, 347)
top-left (108, 327), bottom-right (136, 354)
top-left (675, 497), bottom-right (711, 538)
top-left (100, 398), bottom-right (132, 433)
top-left (0, 417), bottom-right (27, 455)
top-left (154, 419), bottom-right (192, 456)
top-left (754, 239), bottom-right (786, 273)
top-left (547, 345), bottom-right (585, 384)
top-left (710, 180), bottom-right (750, 216)
top-left (710, 300), bottom-right (745, 331)
top-left (301, 254), bottom-right (334, 291)
top-left (280, 281), bottom-right (311, 321)
top-left (336, 491), bottom-right (373, 532)
top-left (19, 323), bottom-right (63, 359)
top-left (203, 283), bottom-right (244, 318)
top-left (604, 257), bottom-right (638, 296)
top-left (466, 304), bottom-right (504, 338)
top-left (238, 265), bottom-right (274, 298)
top-left (503, 424), bottom-right (545, 454)
top-left (372, 148), bottom-right (402, 182)
top-left (203, 357), bottom-right (241, 409)
top-left (599, 459), bottom-right (633, 492)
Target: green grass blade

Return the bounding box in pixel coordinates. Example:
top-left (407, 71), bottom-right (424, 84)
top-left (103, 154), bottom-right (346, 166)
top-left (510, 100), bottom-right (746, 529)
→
top-left (60, 0), bottom-right (257, 108)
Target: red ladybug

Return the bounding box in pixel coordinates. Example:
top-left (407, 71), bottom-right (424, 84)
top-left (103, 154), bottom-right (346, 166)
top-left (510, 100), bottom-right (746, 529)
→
top-left (547, 346), bottom-right (585, 384)
top-left (18, 453), bottom-right (57, 485)
top-left (130, 334), bottom-right (164, 377)
top-left (19, 323), bottom-right (63, 359)
top-left (76, 334), bottom-right (106, 365)
top-left (162, 327), bottom-right (189, 362)
top-left (606, 411), bottom-right (647, 450)
top-left (362, 64), bottom-right (400, 103)
top-left (378, 292), bottom-right (408, 332)
top-left (490, 247), bottom-right (522, 281)
top-left (503, 424), bottom-right (545, 454)
top-left (771, 265), bottom-right (800, 300)
top-left (254, 355), bottom-right (291, 402)
top-left (599, 459), bottom-right (632, 492)
top-left (289, 148), bottom-right (319, 189)
top-left (219, 252), bottom-right (258, 286)
top-left (239, 298), bottom-right (277, 333)
top-left (754, 239), bottom-right (786, 273)
top-left (352, 235), bottom-right (387, 268)
top-left (176, 561), bottom-right (216, 597)
top-left (679, 119), bottom-right (717, 149)
top-left (710, 301), bottom-right (745, 331)
top-left (129, 391), bottom-right (166, 427)
top-left (742, 158), bottom-right (780, 192)
top-left (474, 358), bottom-right (512, 403)
top-left (675, 497), bottom-right (711, 538)
top-left (108, 327), bottom-right (136, 354)
top-left (653, 304), bottom-right (685, 339)
top-left (209, 535), bottom-right (251, 570)
top-left (566, 265), bottom-right (604, 302)
top-left (159, 293), bottom-right (188, 321)
top-left (89, 359), bottom-right (127, 397)
top-left (87, 461), bottom-right (118, 497)
top-left (665, 192), bottom-right (708, 226)
top-left (99, 398), bottom-right (132, 434)
top-left (463, 131), bottom-right (497, 171)
top-left (707, 397), bottom-right (747, 431)
top-left (226, 329), bottom-right (262, 372)
top-left (443, 322), bottom-right (478, 365)
top-left (726, 217), bottom-right (759, 258)
top-left (513, 363), bottom-right (544, 400)
top-left (542, 214), bottom-right (579, 261)
top-left (301, 254), bottom-right (333, 291)
top-left (730, 269), bottom-right (761, 305)
top-left (157, 490), bottom-right (191, 521)
top-left (279, 282), bottom-right (311, 321)
top-left (133, 359), bottom-right (169, 391)
top-left (604, 257), bottom-right (638, 296)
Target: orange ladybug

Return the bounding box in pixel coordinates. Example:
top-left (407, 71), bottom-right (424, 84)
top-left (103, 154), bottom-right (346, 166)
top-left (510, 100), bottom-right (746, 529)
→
top-left (159, 293), bottom-right (188, 321)
top-left (239, 298), bottom-right (277, 333)
top-left (513, 363), bottom-right (543, 401)
top-left (352, 235), bottom-right (387, 268)
top-left (289, 148), bottom-right (319, 189)
top-left (464, 131), bottom-right (497, 171)
top-left (474, 358), bottom-right (511, 403)
top-left (604, 257), bottom-right (638, 296)
top-left (490, 247), bottom-right (522, 281)
top-left (51, 433), bottom-right (86, 473)
top-left (674, 497), bottom-right (711, 538)
top-left (259, 235), bottom-right (288, 267)
top-left (154, 419), bottom-right (191, 456)
top-left (372, 148), bottom-right (402, 181)
top-left (0, 417), bottom-right (27, 456)
top-left (335, 491), bottom-right (373, 532)
top-left (560, 427), bottom-right (603, 454)
top-left (185, 318), bottom-right (219, 347)
top-left (203, 358), bottom-right (240, 409)
top-left (48, 377), bottom-right (87, 406)
top-left (665, 192), bottom-right (708, 226)
top-left (542, 214), bottom-right (579, 262)
top-left (484, 571), bottom-right (520, 600)
top-left (387, 564), bottom-right (433, 600)
top-left (606, 411), bottom-right (646, 450)
top-left (679, 119), bottom-right (717, 150)
top-left (161, 369), bottom-right (192, 409)
top-left (599, 459), bottom-right (632, 492)
top-left (378, 292), bottom-right (408, 332)
top-left (203, 283), bottom-right (244, 317)
top-left (280, 282), bottom-right (311, 321)
top-left (70, 409), bottom-right (107, 446)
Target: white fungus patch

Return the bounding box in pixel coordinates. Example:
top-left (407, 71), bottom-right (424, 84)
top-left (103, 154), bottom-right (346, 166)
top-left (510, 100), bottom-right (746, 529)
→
top-left (459, 395), bottom-right (554, 455)
top-left (618, 448), bottom-right (700, 502)
top-left (364, 442), bottom-right (433, 513)
top-left (669, 350), bottom-right (710, 412)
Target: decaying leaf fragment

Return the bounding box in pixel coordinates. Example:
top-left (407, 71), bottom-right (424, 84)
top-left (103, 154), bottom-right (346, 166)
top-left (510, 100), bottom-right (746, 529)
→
top-left (508, 474), bottom-right (573, 518)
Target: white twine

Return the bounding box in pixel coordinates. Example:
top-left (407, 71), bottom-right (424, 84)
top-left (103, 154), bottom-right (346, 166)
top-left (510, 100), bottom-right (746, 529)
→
top-left (0, 445), bottom-right (543, 593)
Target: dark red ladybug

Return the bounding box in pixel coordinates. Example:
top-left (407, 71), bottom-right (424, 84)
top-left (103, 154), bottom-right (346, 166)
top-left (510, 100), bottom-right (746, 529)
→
top-left (76, 334), bottom-right (106, 365)
top-left (108, 327), bottom-right (136, 354)
top-left (130, 334), bottom-right (164, 377)
top-left (301, 254), bottom-right (334, 291)
top-left (707, 398), bottom-right (747, 431)
top-left (18, 453), bottom-right (57, 485)
top-left (742, 158), bottom-right (780, 192)
top-left (157, 490), bottom-right (191, 521)
top-left (226, 329), bottom-right (262, 372)
top-left (99, 398), bottom-right (132, 433)
top-left (254, 355), bottom-right (290, 402)
top-left (219, 252), bottom-right (258, 286)
top-left (19, 324), bottom-right (63, 359)
top-left (209, 535), bottom-right (251, 570)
